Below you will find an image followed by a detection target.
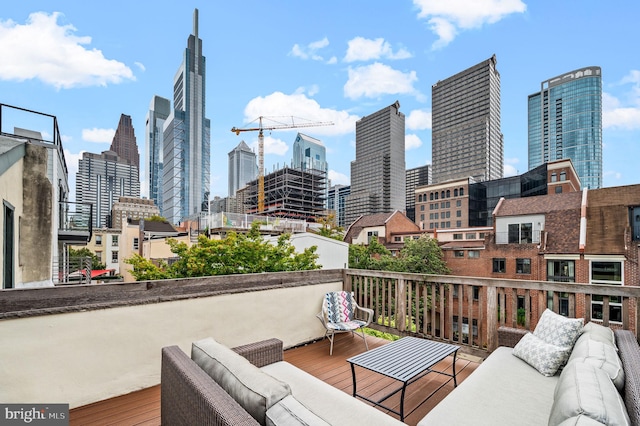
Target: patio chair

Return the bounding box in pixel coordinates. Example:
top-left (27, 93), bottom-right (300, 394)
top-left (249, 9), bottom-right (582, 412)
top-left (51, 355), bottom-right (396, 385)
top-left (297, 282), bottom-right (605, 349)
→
top-left (316, 291), bottom-right (374, 355)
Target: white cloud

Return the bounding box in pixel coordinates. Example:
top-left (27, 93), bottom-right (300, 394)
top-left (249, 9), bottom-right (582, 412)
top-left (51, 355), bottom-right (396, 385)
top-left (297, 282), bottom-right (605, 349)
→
top-left (603, 71), bottom-right (640, 130)
top-left (405, 134), bottom-right (423, 150)
top-left (134, 62), bottom-right (146, 72)
top-left (0, 12), bottom-right (134, 89)
top-left (413, 0), bottom-right (527, 49)
top-left (344, 37), bottom-right (412, 62)
top-left (406, 109), bottom-right (432, 130)
top-left (82, 128), bottom-right (115, 143)
top-left (289, 37), bottom-right (332, 63)
top-left (328, 170), bottom-right (349, 185)
top-left (249, 135), bottom-right (289, 156)
top-left (344, 62), bottom-right (421, 100)
top-left (243, 91), bottom-right (360, 136)
top-left (504, 164), bottom-right (518, 177)
top-left (604, 170), bottom-right (622, 180)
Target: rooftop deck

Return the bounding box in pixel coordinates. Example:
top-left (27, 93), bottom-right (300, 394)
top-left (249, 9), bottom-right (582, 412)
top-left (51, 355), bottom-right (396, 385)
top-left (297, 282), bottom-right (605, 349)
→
top-left (69, 334), bottom-right (480, 426)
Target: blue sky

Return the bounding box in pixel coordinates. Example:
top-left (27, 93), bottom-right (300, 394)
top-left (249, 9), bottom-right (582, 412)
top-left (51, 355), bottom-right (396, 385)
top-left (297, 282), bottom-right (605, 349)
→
top-left (1, 1), bottom-right (639, 200)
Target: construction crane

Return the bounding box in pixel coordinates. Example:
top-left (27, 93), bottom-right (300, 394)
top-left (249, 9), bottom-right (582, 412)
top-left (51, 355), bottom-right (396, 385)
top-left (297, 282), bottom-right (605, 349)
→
top-left (231, 116), bottom-right (333, 213)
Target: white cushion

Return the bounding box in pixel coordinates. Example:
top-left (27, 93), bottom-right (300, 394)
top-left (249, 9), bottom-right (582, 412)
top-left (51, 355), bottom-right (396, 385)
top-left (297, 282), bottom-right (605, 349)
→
top-left (513, 332), bottom-right (572, 377)
top-left (549, 362), bottom-right (630, 426)
top-left (266, 395), bottom-right (331, 426)
top-left (568, 338), bottom-right (624, 391)
top-left (577, 322), bottom-right (617, 350)
top-left (534, 309), bottom-right (584, 349)
top-left (557, 415), bottom-right (606, 425)
top-left (192, 337), bottom-right (291, 425)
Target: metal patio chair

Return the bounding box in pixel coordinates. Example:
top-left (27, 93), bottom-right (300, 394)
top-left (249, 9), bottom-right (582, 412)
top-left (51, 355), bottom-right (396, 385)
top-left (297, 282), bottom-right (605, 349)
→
top-left (316, 291), bottom-right (374, 355)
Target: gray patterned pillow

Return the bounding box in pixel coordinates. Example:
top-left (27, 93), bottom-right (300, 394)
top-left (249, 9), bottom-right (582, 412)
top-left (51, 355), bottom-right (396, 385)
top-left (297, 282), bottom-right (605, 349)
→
top-left (513, 332), bottom-right (572, 377)
top-left (534, 309), bottom-right (584, 348)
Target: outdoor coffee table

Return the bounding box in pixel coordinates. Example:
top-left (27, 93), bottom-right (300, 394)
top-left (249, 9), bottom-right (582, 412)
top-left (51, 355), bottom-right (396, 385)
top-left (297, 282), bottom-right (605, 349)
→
top-left (347, 336), bottom-right (459, 421)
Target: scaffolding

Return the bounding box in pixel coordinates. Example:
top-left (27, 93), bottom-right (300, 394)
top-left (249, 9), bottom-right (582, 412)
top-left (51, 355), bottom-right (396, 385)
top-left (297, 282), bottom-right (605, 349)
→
top-left (244, 166), bottom-right (327, 222)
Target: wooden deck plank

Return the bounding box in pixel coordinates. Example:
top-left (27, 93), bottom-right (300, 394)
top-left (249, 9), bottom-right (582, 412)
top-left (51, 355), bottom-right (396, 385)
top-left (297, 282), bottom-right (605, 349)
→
top-left (69, 335), bottom-right (480, 426)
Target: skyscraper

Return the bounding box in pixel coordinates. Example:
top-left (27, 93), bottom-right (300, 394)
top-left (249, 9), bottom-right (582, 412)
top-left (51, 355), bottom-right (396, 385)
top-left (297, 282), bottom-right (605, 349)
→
top-left (76, 150), bottom-right (140, 228)
top-left (345, 101), bottom-right (405, 227)
top-left (110, 114), bottom-right (139, 170)
top-left (163, 8), bottom-right (211, 224)
top-left (292, 132), bottom-right (328, 207)
top-left (431, 55), bottom-right (503, 184)
top-left (145, 96), bottom-right (170, 214)
top-left (528, 66), bottom-right (602, 189)
top-left (228, 140), bottom-right (257, 197)
top-left (405, 164), bottom-right (431, 222)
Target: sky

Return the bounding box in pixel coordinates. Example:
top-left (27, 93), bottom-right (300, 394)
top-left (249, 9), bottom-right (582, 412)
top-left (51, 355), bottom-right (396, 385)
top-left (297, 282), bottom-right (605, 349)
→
top-left (1, 1), bottom-right (639, 201)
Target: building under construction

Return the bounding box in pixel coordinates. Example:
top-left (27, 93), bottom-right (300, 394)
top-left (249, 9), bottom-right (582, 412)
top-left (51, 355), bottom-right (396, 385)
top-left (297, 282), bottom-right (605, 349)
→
top-left (244, 166), bottom-right (327, 222)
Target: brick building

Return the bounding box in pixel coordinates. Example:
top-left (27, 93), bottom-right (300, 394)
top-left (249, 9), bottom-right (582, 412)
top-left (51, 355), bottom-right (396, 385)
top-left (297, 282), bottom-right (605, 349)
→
top-left (344, 211), bottom-right (421, 255)
top-left (441, 184), bottom-right (640, 334)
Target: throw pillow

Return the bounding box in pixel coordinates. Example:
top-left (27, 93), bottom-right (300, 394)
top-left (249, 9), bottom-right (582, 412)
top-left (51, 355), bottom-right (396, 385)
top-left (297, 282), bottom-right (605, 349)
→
top-left (534, 309), bottom-right (584, 349)
top-left (568, 338), bottom-right (624, 392)
top-left (549, 362), bottom-right (630, 426)
top-left (513, 332), bottom-right (572, 377)
top-left (192, 337), bottom-right (291, 425)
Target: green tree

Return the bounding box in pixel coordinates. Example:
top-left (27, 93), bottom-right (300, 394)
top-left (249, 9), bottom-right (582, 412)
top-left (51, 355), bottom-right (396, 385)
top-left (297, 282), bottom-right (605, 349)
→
top-left (315, 213), bottom-right (344, 241)
top-left (69, 247), bottom-right (106, 270)
top-left (395, 235), bottom-right (450, 274)
top-left (124, 222), bottom-right (320, 281)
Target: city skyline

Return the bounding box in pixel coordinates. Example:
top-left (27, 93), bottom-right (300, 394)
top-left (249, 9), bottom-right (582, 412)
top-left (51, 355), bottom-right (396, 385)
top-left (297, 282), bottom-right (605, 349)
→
top-left (1, 1), bottom-right (639, 201)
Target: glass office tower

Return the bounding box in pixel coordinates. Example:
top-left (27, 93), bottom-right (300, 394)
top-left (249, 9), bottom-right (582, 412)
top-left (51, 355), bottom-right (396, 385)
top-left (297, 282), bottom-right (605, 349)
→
top-left (163, 9), bottom-right (211, 224)
top-left (528, 66), bottom-right (602, 189)
top-left (145, 95), bottom-right (170, 213)
top-left (228, 140), bottom-right (257, 196)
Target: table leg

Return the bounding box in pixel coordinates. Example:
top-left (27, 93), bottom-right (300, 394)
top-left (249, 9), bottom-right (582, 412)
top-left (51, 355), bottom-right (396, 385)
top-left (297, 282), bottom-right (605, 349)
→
top-left (400, 382), bottom-right (408, 421)
top-left (350, 363), bottom-right (357, 397)
top-left (453, 350), bottom-right (458, 387)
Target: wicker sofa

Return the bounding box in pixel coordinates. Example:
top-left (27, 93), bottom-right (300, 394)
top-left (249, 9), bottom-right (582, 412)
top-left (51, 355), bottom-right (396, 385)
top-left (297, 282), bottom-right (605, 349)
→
top-left (161, 337), bottom-right (405, 426)
top-left (420, 324), bottom-right (640, 426)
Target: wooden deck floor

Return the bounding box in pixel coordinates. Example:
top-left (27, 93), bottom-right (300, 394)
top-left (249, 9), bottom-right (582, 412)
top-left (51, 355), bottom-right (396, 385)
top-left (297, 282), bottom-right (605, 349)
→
top-left (69, 334), bottom-right (481, 426)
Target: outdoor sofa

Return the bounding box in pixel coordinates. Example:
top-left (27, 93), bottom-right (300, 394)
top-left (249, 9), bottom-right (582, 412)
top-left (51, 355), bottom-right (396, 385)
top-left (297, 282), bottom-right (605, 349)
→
top-left (161, 337), bottom-right (405, 426)
top-left (161, 311), bottom-right (640, 425)
top-left (421, 310), bottom-right (640, 426)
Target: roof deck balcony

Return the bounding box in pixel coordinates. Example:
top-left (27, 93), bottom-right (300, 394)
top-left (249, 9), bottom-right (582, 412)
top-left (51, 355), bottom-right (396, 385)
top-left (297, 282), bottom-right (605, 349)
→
top-left (1, 269), bottom-right (638, 424)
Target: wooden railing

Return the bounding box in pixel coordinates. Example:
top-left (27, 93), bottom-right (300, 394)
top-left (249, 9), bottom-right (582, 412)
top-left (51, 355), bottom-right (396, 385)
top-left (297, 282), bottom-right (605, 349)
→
top-left (344, 270), bottom-right (640, 356)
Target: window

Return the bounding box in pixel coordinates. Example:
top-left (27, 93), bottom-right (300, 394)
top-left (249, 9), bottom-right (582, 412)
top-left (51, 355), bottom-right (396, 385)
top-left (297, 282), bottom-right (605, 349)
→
top-left (456, 210), bottom-right (461, 217)
top-left (446, 201), bottom-right (450, 208)
top-left (441, 202), bottom-right (445, 208)
top-left (478, 233), bottom-right (485, 239)
top-left (453, 316), bottom-right (478, 344)
top-left (590, 261), bottom-right (623, 323)
top-left (435, 192), bottom-right (439, 200)
top-left (96, 235), bottom-right (102, 245)
top-left (133, 237), bottom-right (139, 250)
top-left (456, 220), bottom-right (462, 227)
top-left (446, 190), bottom-right (450, 198)
top-left (454, 250), bottom-right (464, 258)
top-left (453, 233), bottom-right (463, 240)
top-left (112, 251), bottom-right (118, 262)
top-left (454, 189), bottom-right (458, 197)
top-left (493, 258), bottom-right (506, 273)
top-left (473, 286), bottom-right (480, 300)
top-left (591, 261), bottom-right (622, 284)
top-left (551, 172), bottom-right (557, 182)
top-left (468, 250), bottom-right (480, 258)
top-left (420, 205), bottom-right (425, 211)
top-left (420, 214), bottom-right (425, 220)
top-left (456, 200), bottom-right (461, 207)
top-left (547, 260), bottom-right (575, 282)
top-left (441, 191), bottom-right (445, 199)
top-left (430, 193), bottom-right (434, 201)
top-left (508, 223), bottom-right (533, 243)
top-left (466, 233), bottom-right (476, 239)
top-left (112, 236), bottom-right (119, 247)
top-left (516, 258), bottom-right (531, 274)
top-left (95, 251), bottom-right (102, 262)
top-left (434, 213), bottom-right (439, 219)
top-left (459, 188), bottom-right (464, 196)
top-left (633, 207), bottom-right (640, 241)
top-left (560, 171), bottom-right (566, 181)
top-left (555, 186), bottom-right (563, 194)
top-left (367, 231), bottom-right (378, 243)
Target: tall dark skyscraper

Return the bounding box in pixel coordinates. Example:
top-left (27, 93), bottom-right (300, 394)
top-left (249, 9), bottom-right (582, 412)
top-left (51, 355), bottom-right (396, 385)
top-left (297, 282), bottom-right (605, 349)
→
top-left (431, 55), bottom-right (503, 184)
top-left (345, 101), bottom-right (406, 227)
top-left (110, 114), bottom-right (139, 170)
top-left (162, 8), bottom-right (211, 224)
top-left (528, 66), bottom-right (602, 189)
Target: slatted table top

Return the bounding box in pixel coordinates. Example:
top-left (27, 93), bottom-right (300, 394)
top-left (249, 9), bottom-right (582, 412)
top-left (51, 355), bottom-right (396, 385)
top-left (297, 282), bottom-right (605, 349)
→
top-left (347, 336), bottom-right (459, 382)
